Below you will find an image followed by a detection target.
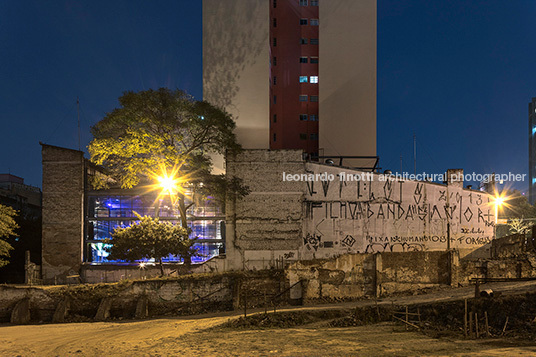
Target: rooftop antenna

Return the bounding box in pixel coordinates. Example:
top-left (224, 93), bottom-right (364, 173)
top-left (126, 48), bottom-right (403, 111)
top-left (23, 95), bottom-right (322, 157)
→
top-left (77, 97), bottom-right (81, 151)
top-left (413, 133), bottom-right (417, 175)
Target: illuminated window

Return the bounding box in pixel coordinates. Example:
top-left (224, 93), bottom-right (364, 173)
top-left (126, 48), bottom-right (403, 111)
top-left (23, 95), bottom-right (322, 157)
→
top-left (300, 114), bottom-right (308, 121)
top-left (300, 57), bottom-right (308, 63)
top-left (300, 133), bottom-right (307, 140)
top-left (311, 0), bottom-right (319, 5)
top-left (299, 0), bottom-right (308, 5)
top-left (310, 76), bottom-right (318, 83)
top-left (299, 95), bottom-right (308, 102)
top-left (310, 133), bottom-right (318, 140)
top-left (301, 38), bottom-right (308, 44)
top-left (310, 38), bottom-right (319, 45)
top-left (310, 95), bottom-right (319, 102)
top-left (300, 18), bottom-right (308, 25)
top-left (310, 57), bottom-right (319, 63)
top-left (310, 19), bottom-right (319, 26)
top-left (299, 76), bottom-right (308, 83)
top-left (310, 114), bottom-right (318, 121)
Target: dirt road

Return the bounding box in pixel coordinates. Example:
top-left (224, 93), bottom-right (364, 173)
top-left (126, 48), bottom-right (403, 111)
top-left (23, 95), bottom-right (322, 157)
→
top-left (2, 280), bottom-right (536, 356)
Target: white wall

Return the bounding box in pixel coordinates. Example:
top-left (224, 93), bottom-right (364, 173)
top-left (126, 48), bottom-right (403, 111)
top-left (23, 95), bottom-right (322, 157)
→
top-left (300, 163), bottom-right (495, 259)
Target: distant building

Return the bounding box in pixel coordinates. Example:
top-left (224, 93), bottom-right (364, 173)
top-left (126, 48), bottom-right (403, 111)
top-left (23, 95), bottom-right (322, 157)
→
top-left (203, 0), bottom-right (376, 165)
top-left (529, 97), bottom-right (536, 204)
top-left (40, 143), bottom-right (224, 284)
top-left (0, 174), bottom-right (41, 215)
top-left (0, 174), bottom-right (42, 284)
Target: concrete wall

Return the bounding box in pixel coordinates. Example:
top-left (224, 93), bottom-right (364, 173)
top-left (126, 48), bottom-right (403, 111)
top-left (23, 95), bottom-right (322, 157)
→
top-left (41, 144), bottom-right (86, 284)
top-left (226, 150), bottom-right (495, 266)
top-left (0, 271), bottom-right (286, 323)
top-left (301, 164), bottom-right (495, 259)
top-left (225, 150), bottom-right (306, 270)
top-left (319, 0), bottom-right (376, 157)
top-left (287, 250), bottom-right (452, 302)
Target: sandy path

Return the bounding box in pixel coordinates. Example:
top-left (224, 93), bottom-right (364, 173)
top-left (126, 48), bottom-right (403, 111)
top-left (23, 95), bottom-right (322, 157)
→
top-left (2, 280), bottom-right (536, 356)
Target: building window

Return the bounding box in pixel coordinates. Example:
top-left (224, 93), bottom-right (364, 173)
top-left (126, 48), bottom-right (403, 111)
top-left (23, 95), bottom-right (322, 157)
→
top-left (310, 76), bottom-right (318, 83)
top-left (300, 18), bottom-right (308, 25)
top-left (300, 38), bottom-right (308, 45)
top-left (299, 0), bottom-right (308, 5)
top-left (299, 76), bottom-right (308, 83)
top-left (273, 95), bottom-right (277, 104)
top-left (310, 133), bottom-right (318, 140)
top-left (310, 38), bottom-right (319, 45)
top-left (310, 114), bottom-right (318, 121)
top-left (273, 0), bottom-right (276, 8)
top-left (273, 114), bottom-right (277, 123)
top-left (273, 38), bottom-right (277, 46)
top-left (273, 133), bottom-right (276, 141)
top-left (273, 18), bottom-right (277, 27)
top-left (300, 114), bottom-right (308, 121)
top-left (310, 95), bottom-right (318, 102)
top-left (299, 95), bottom-right (308, 102)
top-left (273, 56), bottom-right (277, 66)
top-left (311, 0), bottom-right (319, 5)
top-left (310, 57), bottom-right (319, 64)
top-left (299, 56), bottom-right (308, 63)
top-left (310, 19), bottom-right (319, 26)
top-left (273, 76), bottom-right (277, 85)
top-left (300, 133), bottom-right (307, 140)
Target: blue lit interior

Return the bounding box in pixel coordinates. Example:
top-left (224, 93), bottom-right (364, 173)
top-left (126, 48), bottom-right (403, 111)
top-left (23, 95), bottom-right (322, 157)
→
top-left (85, 193), bottom-right (224, 264)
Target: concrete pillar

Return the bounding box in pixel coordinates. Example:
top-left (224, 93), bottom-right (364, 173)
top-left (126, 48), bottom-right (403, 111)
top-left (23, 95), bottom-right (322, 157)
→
top-left (94, 297), bottom-right (113, 321)
top-left (135, 296), bottom-right (149, 319)
top-left (10, 298), bottom-right (30, 325)
top-left (374, 253), bottom-right (382, 298)
top-left (52, 297), bottom-right (71, 323)
top-left (41, 144), bottom-right (86, 284)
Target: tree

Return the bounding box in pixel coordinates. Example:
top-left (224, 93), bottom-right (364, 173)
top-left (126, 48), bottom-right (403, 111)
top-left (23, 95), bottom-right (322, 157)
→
top-left (106, 214), bottom-right (195, 275)
top-left (89, 88), bottom-right (248, 265)
top-left (0, 204), bottom-right (19, 267)
top-left (508, 218), bottom-right (532, 235)
top-left (499, 190), bottom-right (536, 219)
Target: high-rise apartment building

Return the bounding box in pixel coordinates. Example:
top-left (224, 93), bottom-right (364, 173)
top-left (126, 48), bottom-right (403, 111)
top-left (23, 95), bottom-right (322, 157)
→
top-left (529, 97), bottom-right (536, 204)
top-left (203, 0), bottom-right (376, 166)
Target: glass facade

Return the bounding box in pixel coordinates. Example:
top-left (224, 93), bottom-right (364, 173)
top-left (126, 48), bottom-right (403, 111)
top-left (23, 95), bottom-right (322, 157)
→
top-left (85, 192), bottom-right (224, 264)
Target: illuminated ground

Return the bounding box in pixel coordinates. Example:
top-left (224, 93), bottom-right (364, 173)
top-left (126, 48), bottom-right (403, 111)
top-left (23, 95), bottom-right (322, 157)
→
top-left (3, 281), bottom-right (536, 356)
top-left (2, 315), bottom-right (536, 356)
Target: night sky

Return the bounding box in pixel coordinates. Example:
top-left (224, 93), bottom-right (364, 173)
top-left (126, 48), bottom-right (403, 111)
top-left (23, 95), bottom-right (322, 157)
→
top-left (1, 0), bottom-right (534, 192)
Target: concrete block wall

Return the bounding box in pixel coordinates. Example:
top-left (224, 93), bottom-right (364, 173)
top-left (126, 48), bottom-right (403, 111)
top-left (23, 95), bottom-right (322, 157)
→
top-left (225, 149), bottom-right (306, 270)
top-left (41, 144), bottom-right (86, 284)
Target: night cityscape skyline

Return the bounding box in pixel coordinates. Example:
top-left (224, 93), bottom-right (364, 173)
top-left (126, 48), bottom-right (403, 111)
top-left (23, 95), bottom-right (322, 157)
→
top-left (1, 0), bottom-right (535, 193)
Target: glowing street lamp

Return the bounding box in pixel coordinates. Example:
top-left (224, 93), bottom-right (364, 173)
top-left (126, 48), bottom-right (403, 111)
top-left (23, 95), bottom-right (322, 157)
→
top-left (157, 174), bottom-right (179, 195)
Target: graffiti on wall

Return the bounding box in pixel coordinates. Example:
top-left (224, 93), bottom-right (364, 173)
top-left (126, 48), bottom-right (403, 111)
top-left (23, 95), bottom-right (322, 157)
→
top-left (301, 165), bottom-right (495, 257)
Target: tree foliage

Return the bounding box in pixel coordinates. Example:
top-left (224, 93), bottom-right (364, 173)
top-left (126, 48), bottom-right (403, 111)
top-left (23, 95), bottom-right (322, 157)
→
top-left (0, 204), bottom-right (19, 267)
top-left (89, 88), bottom-right (241, 190)
top-left (508, 218), bottom-right (532, 235)
top-left (106, 214), bottom-right (196, 274)
top-left (499, 190), bottom-right (536, 219)
top-left (88, 88), bottom-right (248, 227)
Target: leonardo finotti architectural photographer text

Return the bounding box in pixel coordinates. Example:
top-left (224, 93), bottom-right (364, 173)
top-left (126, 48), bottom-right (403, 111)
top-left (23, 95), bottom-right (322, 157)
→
top-left (282, 172), bottom-right (527, 183)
